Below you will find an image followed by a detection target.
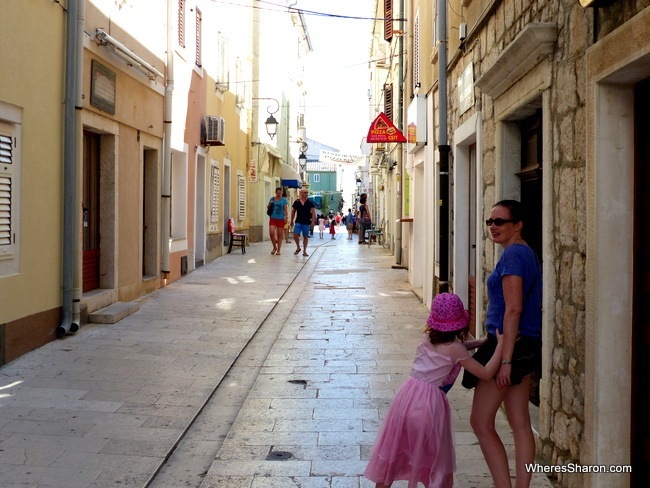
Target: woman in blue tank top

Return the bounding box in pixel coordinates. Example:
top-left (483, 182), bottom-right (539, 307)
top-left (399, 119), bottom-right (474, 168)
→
top-left (462, 199), bottom-right (542, 488)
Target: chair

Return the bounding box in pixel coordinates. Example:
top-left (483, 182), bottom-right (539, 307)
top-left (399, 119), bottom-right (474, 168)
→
top-left (227, 218), bottom-right (246, 254)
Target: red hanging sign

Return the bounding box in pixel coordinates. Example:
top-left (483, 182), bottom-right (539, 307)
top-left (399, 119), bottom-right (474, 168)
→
top-left (366, 112), bottom-right (407, 143)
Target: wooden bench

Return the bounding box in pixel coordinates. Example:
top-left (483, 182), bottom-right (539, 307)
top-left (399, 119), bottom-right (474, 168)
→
top-left (227, 218), bottom-right (246, 254)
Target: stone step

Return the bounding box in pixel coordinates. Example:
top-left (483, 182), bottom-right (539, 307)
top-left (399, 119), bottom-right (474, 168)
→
top-left (88, 301), bottom-right (140, 324)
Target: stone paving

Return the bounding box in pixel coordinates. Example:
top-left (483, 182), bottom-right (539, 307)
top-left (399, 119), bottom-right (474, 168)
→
top-left (0, 226), bottom-right (556, 487)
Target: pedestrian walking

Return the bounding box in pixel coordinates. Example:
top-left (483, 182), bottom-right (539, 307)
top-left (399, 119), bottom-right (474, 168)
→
top-left (318, 217), bottom-right (325, 239)
top-left (290, 188), bottom-right (317, 257)
top-left (329, 219), bottom-right (336, 239)
top-left (268, 187), bottom-right (288, 255)
top-left (357, 193), bottom-right (371, 244)
top-left (462, 199), bottom-right (543, 488)
top-left (346, 208), bottom-right (355, 240)
top-left (283, 190), bottom-right (292, 243)
top-left (364, 293), bottom-right (504, 488)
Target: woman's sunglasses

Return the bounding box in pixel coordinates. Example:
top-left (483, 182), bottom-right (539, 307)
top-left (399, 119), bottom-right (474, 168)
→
top-left (485, 218), bottom-right (517, 226)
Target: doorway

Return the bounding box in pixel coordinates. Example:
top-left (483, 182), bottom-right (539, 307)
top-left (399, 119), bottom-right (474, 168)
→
top-left (195, 153), bottom-right (206, 267)
top-left (82, 131), bottom-right (101, 292)
top-left (468, 144), bottom-right (477, 337)
top-left (142, 148), bottom-right (157, 278)
top-left (222, 164), bottom-right (231, 247)
top-left (632, 76), bottom-right (650, 487)
top-left (517, 109), bottom-right (543, 406)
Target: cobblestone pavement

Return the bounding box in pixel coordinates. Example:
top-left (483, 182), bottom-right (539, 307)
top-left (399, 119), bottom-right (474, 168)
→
top-left (0, 226), bottom-right (556, 487)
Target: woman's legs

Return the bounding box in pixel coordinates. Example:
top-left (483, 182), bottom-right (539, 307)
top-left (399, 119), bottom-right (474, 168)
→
top-left (274, 225), bottom-right (283, 253)
top-left (470, 379), bottom-right (512, 488)
top-left (269, 224), bottom-right (278, 253)
top-left (503, 375), bottom-right (535, 488)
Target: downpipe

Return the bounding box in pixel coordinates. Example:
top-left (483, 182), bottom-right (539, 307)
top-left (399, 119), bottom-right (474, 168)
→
top-left (58, 0), bottom-right (83, 337)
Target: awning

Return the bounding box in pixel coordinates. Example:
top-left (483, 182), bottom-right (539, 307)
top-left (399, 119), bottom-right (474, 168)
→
top-left (281, 163), bottom-right (302, 188)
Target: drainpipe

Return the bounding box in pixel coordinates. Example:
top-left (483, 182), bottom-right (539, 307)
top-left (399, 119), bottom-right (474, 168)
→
top-left (162, 0), bottom-right (173, 278)
top-left (437, 0), bottom-right (450, 291)
top-left (394, 0), bottom-right (404, 266)
top-left (57, 0), bottom-right (83, 337)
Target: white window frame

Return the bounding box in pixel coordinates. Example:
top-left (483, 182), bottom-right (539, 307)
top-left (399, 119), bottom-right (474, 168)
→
top-left (312, 174), bottom-right (320, 183)
top-left (0, 104), bottom-right (21, 277)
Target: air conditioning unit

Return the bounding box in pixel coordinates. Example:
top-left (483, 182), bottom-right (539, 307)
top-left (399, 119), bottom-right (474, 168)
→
top-left (202, 115), bottom-right (225, 146)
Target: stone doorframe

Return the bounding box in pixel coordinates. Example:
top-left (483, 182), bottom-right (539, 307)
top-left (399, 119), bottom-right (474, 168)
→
top-left (584, 8), bottom-right (650, 488)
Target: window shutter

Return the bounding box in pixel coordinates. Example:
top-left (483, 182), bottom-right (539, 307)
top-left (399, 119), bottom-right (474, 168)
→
top-left (178, 0), bottom-right (186, 48)
top-left (195, 8), bottom-right (202, 67)
top-left (414, 14), bottom-right (420, 89)
top-left (216, 33), bottom-right (230, 92)
top-left (0, 131), bottom-right (14, 252)
top-left (237, 174), bottom-right (246, 220)
top-left (384, 0), bottom-right (393, 42)
top-left (384, 83), bottom-right (394, 121)
top-left (210, 165), bottom-right (220, 224)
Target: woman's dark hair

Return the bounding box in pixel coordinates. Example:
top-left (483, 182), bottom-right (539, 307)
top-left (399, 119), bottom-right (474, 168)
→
top-left (494, 199), bottom-right (524, 223)
top-left (359, 193), bottom-right (367, 204)
top-left (425, 326), bottom-right (469, 345)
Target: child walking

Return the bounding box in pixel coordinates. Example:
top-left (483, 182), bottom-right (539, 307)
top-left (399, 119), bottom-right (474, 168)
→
top-left (318, 217), bottom-right (325, 239)
top-left (364, 293), bottom-right (503, 488)
top-left (329, 219), bottom-right (336, 239)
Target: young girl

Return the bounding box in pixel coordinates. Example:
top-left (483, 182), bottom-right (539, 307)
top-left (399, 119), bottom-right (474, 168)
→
top-left (364, 293), bottom-right (503, 488)
top-left (329, 219), bottom-right (336, 239)
top-left (318, 217), bottom-right (325, 239)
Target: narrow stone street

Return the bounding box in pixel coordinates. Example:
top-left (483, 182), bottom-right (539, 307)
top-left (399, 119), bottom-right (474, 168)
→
top-left (0, 226), bottom-right (555, 487)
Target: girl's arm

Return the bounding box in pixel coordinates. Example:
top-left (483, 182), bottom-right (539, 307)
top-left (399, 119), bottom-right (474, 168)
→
top-left (463, 336), bottom-right (488, 350)
top-left (458, 332), bottom-right (504, 380)
top-left (497, 274), bottom-right (523, 387)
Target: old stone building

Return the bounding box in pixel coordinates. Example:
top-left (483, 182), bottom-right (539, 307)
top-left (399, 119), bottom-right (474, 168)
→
top-left (391, 0), bottom-right (650, 486)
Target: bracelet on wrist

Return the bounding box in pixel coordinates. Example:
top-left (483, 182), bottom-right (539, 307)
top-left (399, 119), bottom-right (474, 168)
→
top-left (501, 360), bottom-right (512, 365)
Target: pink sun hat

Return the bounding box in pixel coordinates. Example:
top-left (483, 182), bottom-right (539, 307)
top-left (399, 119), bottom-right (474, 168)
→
top-left (427, 293), bottom-right (470, 332)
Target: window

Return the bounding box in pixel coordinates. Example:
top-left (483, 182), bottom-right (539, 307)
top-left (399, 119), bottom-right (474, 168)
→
top-left (178, 0), bottom-right (186, 48)
top-left (312, 174), bottom-right (320, 183)
top-left (0, 125), bottom-right (15, 257)
top-left (0, 112), bottom-right (20, 276)
top-left (195, 8), bottom-right (202, 67)
top-left (216, 32), bottom-right (230, 92)
top-left (235, 57), bottom-right (245, 107)
top-left (384, 83), bottom-right (394, 121)
top-left (210, 164), bottom-right (220, 224)
top-left (384, 0), bottom-right (393, 42)
top-left (237, 173), bottom-right (246, 221)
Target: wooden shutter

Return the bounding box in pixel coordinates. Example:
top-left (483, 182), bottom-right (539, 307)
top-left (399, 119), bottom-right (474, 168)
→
top-left (195, 8), bottom-right (202, 67)
top-left (210, 165), bottom-right (220, 224)
top-left (384, 0), bottom-right (393, 42)
top-left (237, 174), bottom-right (246, 220)
top-left (414, 14), bottom-right (420, 89)
top-left (178, 0), bottom-right (185, 48)
top-left (0, 130), bottom-right (14, 253)
top-left (384, 83), bottom-right (394, 121)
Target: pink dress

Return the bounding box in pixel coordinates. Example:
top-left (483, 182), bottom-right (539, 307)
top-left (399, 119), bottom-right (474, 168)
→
top-left (364, 337), bottom-right (469, 488)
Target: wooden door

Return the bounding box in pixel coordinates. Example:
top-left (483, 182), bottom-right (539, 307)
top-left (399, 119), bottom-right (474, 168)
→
top-left (82, 131), bottom-right (100, 292)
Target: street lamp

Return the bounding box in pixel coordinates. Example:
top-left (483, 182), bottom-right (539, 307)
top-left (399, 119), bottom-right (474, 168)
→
top-left (265, 114), bottom-right (278, 139)
top-left (252, 97), bottom-right (280, 139)
top-left (298, 152), bottom-right (307, 172)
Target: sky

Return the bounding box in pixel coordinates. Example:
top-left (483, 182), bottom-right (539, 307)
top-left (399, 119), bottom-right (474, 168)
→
top-left (295, 0), bottom-right (374, 154)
